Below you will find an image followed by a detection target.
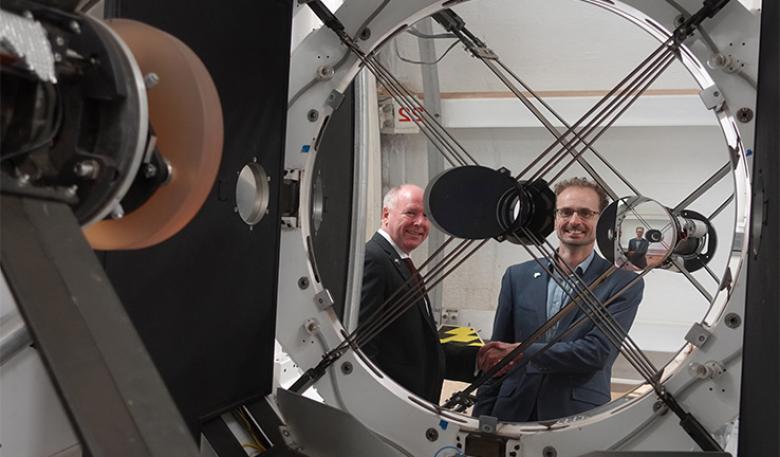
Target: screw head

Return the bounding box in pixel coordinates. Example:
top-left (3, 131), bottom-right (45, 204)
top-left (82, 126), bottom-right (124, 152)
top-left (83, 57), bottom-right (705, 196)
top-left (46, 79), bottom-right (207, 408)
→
top-left (74, 159), bottom-right (100, 179)
top-left (144, 73), bottom-right (160, 89)
top-left (358, 27), bottom-right (371, 40)
top-left (736, 107), bottom-right (753, 123)
top-left (69, 20), bottom-right (81, 34)
top-left (425, 428), bottom-right (439, 442)
top-left (340, 361), bottom-right (353, 375)
top-left (298, 277), bottom-right (310, 289)
top-left (542, 446), bottom-right (557, 457)
top-left (143, 163), bottom-right (158, 178)
top-left (307, 109), bottom-right (319, 122)
top-left (316, 65), bottom-right (335, 80)
top-left (724, 312), bottom-right (742, 328)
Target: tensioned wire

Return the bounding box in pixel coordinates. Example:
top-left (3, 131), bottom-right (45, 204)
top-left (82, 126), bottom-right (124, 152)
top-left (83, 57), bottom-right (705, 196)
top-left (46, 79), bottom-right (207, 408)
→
top-left (346, 42), bottom-right (479, 167)
top-left (444, 225), bottom-right (658, 411)
top-left (539, 52), bottom-right (677, 185)
top-left (510, 36), bottom-right (681, 184)
top-left (309, 10), bottom-right (686, 394)
top-left (323, 37), bottom-right (653, 355)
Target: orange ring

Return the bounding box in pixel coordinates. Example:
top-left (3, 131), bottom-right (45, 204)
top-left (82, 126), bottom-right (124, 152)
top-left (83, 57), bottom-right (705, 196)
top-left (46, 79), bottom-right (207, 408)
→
top-left (84, 19), bottom-right (223, 250)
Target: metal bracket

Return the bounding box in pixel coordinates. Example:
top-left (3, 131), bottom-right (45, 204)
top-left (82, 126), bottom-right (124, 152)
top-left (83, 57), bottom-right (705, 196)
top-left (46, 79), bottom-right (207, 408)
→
top-left (699, 85), bottom-right (725, 111)
top-left (313, 289), bottom-right (334, 311)
top-left (471, 46), bottom-right (498, 60)
top-left (441, 308), bottom-right (459, 325)
top-left (281, 168), bottom-right (301, 229)
top-left (685, 322), bottom-right (712, 348)
top-left (326, 89), bottom-right (345, 110)
top-left (478, 415), bottom-right (498, 434)
top-left (278, 425), bottom-right (300, 450)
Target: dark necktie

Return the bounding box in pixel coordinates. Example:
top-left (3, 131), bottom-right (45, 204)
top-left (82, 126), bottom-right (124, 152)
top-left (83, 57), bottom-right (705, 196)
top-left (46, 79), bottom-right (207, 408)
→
top-left (402, 257), bottom-right (432, 317)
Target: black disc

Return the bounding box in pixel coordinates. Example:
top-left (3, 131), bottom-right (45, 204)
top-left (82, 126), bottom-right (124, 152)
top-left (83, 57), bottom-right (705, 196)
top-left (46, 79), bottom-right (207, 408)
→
top-left (425, 165), bottom-right (519, 240)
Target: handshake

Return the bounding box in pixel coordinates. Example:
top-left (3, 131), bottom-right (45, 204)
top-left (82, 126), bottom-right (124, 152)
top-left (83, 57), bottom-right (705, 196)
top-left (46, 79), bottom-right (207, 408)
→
top-left (477, 341), bottom-right (523, 377)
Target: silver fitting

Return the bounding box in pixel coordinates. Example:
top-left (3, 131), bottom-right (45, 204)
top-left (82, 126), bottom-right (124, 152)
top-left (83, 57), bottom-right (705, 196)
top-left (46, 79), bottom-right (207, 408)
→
top-left (303, 318), bottom-right (320, 335)
top-left (144, 72), bottom-right (160, 89)
top-left (689, 360), bottom-right (726, 379)
top-left (313, 289), bottom-right (334, 311)
top-left (316, 65), bottom-right (334, 80)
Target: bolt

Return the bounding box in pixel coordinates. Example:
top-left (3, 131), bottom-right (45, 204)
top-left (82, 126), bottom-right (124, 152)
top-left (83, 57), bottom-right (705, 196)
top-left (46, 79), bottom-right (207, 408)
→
top-left (74, 159), bottom-right (100, 179)
top-left (22, 10), bottom-right (33, 19)
top-left (652, 400), bottom-right (667, 414)
top-left (358, 27), bottom-right (371, 41)
top-left (69, 20), bottom-right (81, 34)
top-left (425, 428), bottom-right (439, 442)
top-left (689, 362), bottom-right (709, 379)
top-left (304, 319), bottom-right (319, 334)
top-left (316, 65), bottom-right (334, 80)
top-left (298, 277), bottom-right (310, 289)
top-left (542, 446), bottom-right (557, 457)
top-left (144, 73), bottom-right (160, 89)
top-left (55, 36), bottom-right (65, 46)
top-left (143, 163), bottom-right (158, 178)
top-left (110, 204), bottom-right (125, 220)
top-left (53, 53), bottom-right (62, 63)
top-left (17, 173), bottom-right (31, 186)
top-left (340, 361), bottom-right (353, 375)
top-left (307, 109), bottom-right (319, 122)
top-left (736, 107), bottom-right (753, 123)
top-left (724, 312), bottom-right (742, 328)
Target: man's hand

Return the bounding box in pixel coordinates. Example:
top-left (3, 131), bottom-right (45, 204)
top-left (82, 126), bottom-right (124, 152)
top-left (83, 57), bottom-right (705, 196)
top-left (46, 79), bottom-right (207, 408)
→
top-left (478, 341), bottom-right (522, 377)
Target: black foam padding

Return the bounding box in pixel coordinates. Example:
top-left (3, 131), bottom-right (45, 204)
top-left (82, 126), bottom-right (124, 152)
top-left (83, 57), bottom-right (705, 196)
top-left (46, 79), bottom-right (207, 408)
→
top-left (310, 86), bottom-right (355, 320)
top-left (102, 0), bottom-right (292, 437)
top-left (739, 1), bottom-right (780, 455)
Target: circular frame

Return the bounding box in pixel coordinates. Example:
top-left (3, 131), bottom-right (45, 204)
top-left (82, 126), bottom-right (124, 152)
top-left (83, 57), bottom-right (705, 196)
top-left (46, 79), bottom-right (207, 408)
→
top-left (278, 1), bottom-right (757, 454)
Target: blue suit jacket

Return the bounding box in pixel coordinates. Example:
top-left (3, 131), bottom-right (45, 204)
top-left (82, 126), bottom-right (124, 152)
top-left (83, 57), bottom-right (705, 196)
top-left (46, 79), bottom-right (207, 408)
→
top-left (473, 253), bottom-right (644, 422)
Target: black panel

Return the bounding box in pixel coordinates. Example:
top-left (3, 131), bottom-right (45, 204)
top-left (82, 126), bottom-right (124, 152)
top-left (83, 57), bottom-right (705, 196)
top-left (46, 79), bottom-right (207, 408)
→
top-left (202, 418), bottom-right (247, 457)
top-left (102, 0), bottom-right (293, 437)
top-left (310, 85), bottom-right (355, 320)
top-left (739, 2), bottom-right (780, 455)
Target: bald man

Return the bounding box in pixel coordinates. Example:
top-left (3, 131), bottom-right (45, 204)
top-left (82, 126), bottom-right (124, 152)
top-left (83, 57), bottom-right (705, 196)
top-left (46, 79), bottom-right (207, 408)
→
top-left (359, 184), bottom-right (476, 403)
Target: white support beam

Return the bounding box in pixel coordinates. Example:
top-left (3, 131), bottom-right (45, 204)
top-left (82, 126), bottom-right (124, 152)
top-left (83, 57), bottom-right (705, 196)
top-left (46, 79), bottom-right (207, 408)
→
top-left (437, 90), bottom-right (718, 129)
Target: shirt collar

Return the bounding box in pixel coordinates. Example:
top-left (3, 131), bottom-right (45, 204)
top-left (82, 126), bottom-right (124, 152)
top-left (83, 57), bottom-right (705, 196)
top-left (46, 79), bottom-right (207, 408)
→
top-left (378, 228), bottom-right (410, 259)
top-left (547, 249), bottom-right (596, 276)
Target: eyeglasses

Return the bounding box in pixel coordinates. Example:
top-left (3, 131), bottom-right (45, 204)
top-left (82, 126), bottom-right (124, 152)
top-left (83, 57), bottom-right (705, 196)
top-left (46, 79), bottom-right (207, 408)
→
top-left (555, 207), bottom-right (600, 220)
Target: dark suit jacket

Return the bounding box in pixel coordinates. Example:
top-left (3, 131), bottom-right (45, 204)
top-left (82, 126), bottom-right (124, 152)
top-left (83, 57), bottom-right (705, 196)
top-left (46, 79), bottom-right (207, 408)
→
top-left (360, 232), bottom-right (476, 403)
top-left (627, 238), bottom-right (650, 268)
top-left (473, 253), bottom-right (644, 422)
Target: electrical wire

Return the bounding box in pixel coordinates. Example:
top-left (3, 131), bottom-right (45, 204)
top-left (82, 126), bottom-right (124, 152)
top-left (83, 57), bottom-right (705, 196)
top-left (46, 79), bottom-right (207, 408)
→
top-left (1, 84), bottom-right (62, 163)
top-left (393, 38), bottom-right (461, 65)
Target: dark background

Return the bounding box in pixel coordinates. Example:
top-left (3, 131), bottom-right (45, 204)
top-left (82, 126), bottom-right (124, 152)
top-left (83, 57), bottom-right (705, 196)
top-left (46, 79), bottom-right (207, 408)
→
top-left (102, 0), bottom-right (294, 437)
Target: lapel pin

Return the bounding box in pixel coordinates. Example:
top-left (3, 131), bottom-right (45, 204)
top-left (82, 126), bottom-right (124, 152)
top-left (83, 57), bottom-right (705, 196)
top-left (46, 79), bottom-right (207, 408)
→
top-left (533, 272), bottom-right (542, 278)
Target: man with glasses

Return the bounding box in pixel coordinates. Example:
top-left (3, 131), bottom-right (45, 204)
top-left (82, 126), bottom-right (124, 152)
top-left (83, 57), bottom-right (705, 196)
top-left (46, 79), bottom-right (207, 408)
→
top-left (473, 177), bottom-right (645, 422)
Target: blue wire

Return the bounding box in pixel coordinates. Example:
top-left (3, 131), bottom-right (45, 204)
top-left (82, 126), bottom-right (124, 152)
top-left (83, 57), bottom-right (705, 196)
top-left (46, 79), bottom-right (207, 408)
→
top-left (433, 445), bottom-right (464, 457)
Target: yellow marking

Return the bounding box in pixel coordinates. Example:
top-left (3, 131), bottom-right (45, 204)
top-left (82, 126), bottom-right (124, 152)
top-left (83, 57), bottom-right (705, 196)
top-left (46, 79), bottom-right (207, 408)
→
top-left (440, 327), bottom-right (483, 346)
